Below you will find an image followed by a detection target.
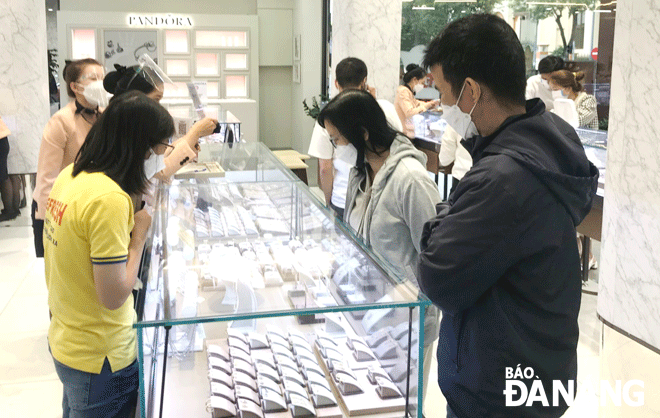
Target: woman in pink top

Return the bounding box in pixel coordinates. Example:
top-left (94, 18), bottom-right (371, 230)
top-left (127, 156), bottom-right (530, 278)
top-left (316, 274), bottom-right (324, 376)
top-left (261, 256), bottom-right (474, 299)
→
top-left (394, 64), bottom-right (439, 138)
top-left (32, 59), bottom-right (105, 257)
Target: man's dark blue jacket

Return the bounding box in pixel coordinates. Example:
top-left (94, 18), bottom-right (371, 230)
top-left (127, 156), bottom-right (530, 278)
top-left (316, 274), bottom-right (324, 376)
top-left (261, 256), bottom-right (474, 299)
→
top-left (419, 99), bottom-right (599, 418)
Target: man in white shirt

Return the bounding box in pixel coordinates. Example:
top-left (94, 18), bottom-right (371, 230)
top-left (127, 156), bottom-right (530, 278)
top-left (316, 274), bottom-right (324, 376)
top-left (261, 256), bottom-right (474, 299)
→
top-left (525, 55), bottom-right (565, 111)
top-left (308, 57), bottom-right (402, 219)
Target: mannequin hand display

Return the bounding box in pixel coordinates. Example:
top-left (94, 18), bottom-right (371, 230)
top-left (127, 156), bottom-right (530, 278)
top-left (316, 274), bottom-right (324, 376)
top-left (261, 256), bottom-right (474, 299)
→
top-left (131, 209), bottom-right (153, 245)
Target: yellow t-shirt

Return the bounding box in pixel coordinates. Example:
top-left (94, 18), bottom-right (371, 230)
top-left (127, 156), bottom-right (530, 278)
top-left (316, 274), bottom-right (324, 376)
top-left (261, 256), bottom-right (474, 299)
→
top-left (44, 164), bottom-right (136, 374)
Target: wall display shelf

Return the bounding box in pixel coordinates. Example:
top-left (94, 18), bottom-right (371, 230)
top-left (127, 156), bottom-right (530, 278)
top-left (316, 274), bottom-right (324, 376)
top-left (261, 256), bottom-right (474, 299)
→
top-left (164, 30), bottom-right (190, 55)
top-left (135, 143), bottom-right (429, 418)
top-left (71, 28), bottom-right (96, 59)
top-left (225, 53), bottom-right (249, 71)
top-left (226, 75), bottom-right (249, 98)
top-left (103, 29), bottom-right (158, 69)
top-left (196, 30), bottom-right (249, 49)
top-left (165, 59), bottom-right (191, 77)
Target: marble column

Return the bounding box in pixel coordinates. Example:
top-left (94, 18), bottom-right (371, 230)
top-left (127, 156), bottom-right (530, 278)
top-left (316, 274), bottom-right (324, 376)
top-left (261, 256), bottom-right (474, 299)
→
top-left (0, 0), bottom-right (50, 174)
top-left (597, 0), bottom-right (660, 416)
top-left (331, 0), bottom-right (402, 104)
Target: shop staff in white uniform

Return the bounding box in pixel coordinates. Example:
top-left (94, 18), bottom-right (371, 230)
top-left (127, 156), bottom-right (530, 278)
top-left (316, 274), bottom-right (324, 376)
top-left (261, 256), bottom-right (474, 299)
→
top-left (525, 55), bottom-right (565, 111)
top-left (308, 57), bottom-right (402, 219)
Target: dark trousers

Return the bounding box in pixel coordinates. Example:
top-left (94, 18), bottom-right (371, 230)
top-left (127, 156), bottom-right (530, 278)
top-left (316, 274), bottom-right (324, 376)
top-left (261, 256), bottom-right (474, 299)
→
top-left (329, 201), bottom-right (345, 221)
top-left (31, 200), bottom-right (44, 257)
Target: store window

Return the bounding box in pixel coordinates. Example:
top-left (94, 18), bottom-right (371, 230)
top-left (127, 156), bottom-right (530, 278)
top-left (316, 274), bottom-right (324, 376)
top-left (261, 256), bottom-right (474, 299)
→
top-left (400, 1), bottom-right (615, 130)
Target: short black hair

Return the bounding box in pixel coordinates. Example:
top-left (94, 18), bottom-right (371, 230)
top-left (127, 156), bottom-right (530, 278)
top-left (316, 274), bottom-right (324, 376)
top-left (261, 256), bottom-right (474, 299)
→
top-left (538, 55), bottom-right (565, 74)
top-left (318, 89), bottom-right (399, 173)
top-left (403, 64), bottom-right (426, 84)
top-left (335, 57), bottom-right (368, 89)
top-left (423, 14), bottom-right (526, 107)
top-left (74, 91), bottom-right (174, 195)
top-left (104, 64), bottom-right (158, 97)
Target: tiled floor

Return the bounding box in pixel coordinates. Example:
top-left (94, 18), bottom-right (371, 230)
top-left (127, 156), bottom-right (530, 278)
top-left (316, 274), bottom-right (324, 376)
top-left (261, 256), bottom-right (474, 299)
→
top-left (0, 189), bottom-right (603, 418)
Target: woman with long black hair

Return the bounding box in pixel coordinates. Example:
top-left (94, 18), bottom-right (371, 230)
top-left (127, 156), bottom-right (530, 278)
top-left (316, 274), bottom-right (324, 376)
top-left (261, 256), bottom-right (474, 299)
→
top-left (44, 91), bottom-right (174, 417)
top-left (318, 89), bottom-right (441, 408)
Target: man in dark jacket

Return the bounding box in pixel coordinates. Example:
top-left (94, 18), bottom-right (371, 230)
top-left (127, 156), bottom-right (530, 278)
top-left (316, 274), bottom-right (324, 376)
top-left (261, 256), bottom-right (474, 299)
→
top-left (418, 14), bottom-right (599, 418)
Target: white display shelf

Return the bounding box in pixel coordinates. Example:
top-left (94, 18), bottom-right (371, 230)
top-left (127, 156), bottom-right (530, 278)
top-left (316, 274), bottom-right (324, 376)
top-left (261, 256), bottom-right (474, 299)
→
top-left (165, 59), bottom-right (190, 77)
top-left (71, 28), bottom-right (96, 59)
top-left (195, 52), bottom-right (220, 76)
top-left (226, 75), bottom-right (248, 98)
top-left (225, 53), bottom-right (248, 70)
top-left (195, 30), bottom-right (248, 48)
top-left (164, 30), bottom-right (190, 54)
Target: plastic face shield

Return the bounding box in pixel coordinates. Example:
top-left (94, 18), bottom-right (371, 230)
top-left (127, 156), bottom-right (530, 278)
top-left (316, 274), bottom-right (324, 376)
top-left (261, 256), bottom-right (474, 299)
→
top-left (130, 53), bottom-right (174, 93)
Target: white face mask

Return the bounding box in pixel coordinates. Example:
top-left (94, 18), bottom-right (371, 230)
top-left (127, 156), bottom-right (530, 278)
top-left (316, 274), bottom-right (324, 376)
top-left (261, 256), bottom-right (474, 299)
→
top-left (144, 149), bottom-right (166, 180)
top-left (78, 80), bottom-right (110, 107)
top-left (541, 79), bottom-right (550, 89)
top-left (414, 83), bottom-right (424, 94)
top-left (334, 143), bottom-right (358, 168)
top-left (552, 89), bottom-right (565, 100)
top-left (441, 82), bottom-right (479, 140)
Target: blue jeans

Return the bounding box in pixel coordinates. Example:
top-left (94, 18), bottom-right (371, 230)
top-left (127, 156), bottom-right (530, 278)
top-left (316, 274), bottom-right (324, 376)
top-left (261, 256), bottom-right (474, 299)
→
top-left (52, 356), bottom-right (139, 418)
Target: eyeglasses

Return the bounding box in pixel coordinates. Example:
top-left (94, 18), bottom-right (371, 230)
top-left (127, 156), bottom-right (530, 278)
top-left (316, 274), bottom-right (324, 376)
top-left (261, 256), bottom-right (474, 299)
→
top-left (159, 142), bottom-right (175, 150)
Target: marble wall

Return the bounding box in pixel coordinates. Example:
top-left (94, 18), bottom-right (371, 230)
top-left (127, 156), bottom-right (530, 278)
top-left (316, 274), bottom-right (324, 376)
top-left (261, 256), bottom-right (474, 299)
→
top-left (597, 0), bottom-right (660, 351)
top-left (331, 0), bottom-right (402, 104)
top-left (598, 0), bottom-right (660, 415)
top-left (0, 0), bottom-right (50, 174)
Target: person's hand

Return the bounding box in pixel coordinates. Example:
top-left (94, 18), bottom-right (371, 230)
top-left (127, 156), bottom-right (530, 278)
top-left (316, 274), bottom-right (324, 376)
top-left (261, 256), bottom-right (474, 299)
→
top-left (427, 99), bottom-right (440, 110)
top-left (190, 117), bottom-right (218, 139)
top-left (131, 209), bottom-right (153, 245)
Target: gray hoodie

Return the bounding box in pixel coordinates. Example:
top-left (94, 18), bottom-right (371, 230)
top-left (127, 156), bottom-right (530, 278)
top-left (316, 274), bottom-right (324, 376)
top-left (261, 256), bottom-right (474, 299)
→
top-left (345, 134), bottom-right (441, 287)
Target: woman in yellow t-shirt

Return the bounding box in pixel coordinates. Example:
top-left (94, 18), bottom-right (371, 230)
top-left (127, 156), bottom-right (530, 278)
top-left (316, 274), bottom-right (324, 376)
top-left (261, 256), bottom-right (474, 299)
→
top-left (44, 91), bottom-right (175, 417)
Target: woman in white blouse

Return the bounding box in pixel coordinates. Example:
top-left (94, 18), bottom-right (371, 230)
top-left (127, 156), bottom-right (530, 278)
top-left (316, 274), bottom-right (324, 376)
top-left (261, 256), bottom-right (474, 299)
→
top-left (549, 70), bottom-right (599, 130)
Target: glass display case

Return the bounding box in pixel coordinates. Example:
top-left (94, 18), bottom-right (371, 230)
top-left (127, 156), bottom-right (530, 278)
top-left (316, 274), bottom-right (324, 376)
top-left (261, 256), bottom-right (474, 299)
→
top-left (576, 127), bottom-right (607, 193)
top-left (136, 143), bottom-right (430, 418)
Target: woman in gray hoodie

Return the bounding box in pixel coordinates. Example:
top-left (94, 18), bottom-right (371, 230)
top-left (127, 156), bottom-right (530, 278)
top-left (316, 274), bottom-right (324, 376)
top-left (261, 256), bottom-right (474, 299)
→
top-left (318, 89), bottom-right (441, 409)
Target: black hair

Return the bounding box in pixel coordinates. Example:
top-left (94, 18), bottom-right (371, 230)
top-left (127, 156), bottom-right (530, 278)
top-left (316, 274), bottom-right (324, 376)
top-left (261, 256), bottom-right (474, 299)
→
top-left (63, 58), bottom-right (102, 98)
top-left (538, 55), bottom-right (565, 74)
top-left (317, 89), bottom-right (399, 173)
top-left (403, 64), bottom-right (426, 85)
top-left (73, 91), bottom-right (174, 195)
top-left (422, 14), bottom-right (526, 107)
top-left (335, 57), bottom-right (368, 89)
top-left (103, 64), bottom-right (159, 97)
